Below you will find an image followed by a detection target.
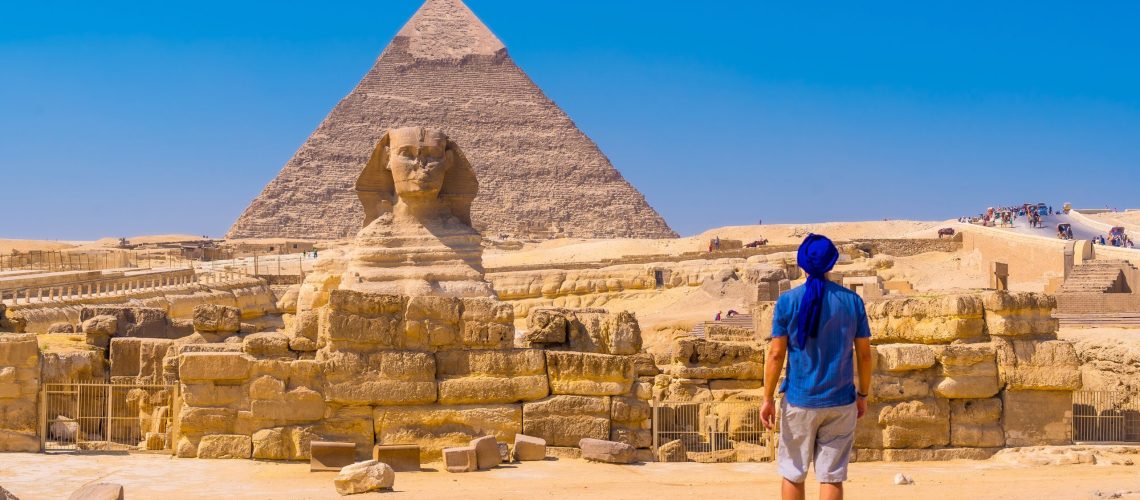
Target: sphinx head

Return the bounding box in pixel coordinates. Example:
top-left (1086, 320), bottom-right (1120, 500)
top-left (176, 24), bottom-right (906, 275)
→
top-left (355, 127), bottom-right (478, 227)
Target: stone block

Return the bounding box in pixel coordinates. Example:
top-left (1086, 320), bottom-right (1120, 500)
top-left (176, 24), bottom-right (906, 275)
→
top-left (570, 310), bottom-right (643, 355)
top-left (82, 315), bottom-right (118, 336)
top-left (522, 395), bottom-right (610, 447)
top-left (405, 295), bottom-right (461, 348)
top-left (321, 350), bottom-right (436, 406)
top-left (950, 398), bottom-right (1004, 448)
top-left (67, 483), bottom-right (124, 500)
top-left (545, 351), bottom-right (634, 396)
top-left (876, 344), bottom-right (936, 372)
top-left (579, 438), bottom-right (637, 464)
top-left (995, 339), bottom-right (1082, 391)
top-left (249, 388), bottom-right (325, 423)
top-left (443, 446), bottom-right (478, 473)
top-left (311, 406), bottom-right (376, 461)
top-left (436, 349), bottom-right (548, 405)
top-left (178, 352), bottom-right (252, 382)
top-left (470, 435), bottom-right (501, 470)
top-left (933, 344), bottom-right (1000, 399)
top-left (79, 306), bottom-right (171, 339)
top-left (0, 429), bottom-right (39, 452)
top-left (248, 375), bottom-right (285, 401)
top-left (243, 332), bottom-right (293, 359)
top-left (878, 398), bottom-right (950, 449)
top-left (525, 308), bottom-right (571, 344)
top-left (311, 440), bottom-right (357, 472)
top-left (325, 291), bottom-right (407, 351)
top-left (372, 444), bottom-right (421, 472)
top-left (664, 338), bottom-right (763, 380)
top-left (865, 294), bottom-right (985, 344)
top-left (197, 434), bottom-right (252, 459)
top-left (870, 371), bottom-right (931, 403)
top-left (1002, 390), bottom-right (1072, 446)
top-left (193, 304), bottom-right (241, 333)
top-left (981, 291), bottom-right (1057, 337)
top-left (181, 383), bottom-right (244, 408)
top-left (177, 407), bottom-right (236, 435)
top-left (512, 434), bottom-right (546, 461)
top-left (459, 298), bottom-right (515, 349)
top-left (374, 404), bottom-right (521, 460)
top-left (0, 334), bottom-right (39, 369)
top-left (657, 439), bottom-right (688, 462)
top-left (334, 460), bottom-right (394, 495)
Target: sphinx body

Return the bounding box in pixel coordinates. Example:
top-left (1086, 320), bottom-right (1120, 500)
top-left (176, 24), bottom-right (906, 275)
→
top-left (341, 127), bottom-right (494, 297)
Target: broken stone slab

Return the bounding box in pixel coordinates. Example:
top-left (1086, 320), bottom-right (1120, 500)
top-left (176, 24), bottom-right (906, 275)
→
top-left (196, 434), bottom-right (252, 459)
top-left (67, 483), bottom-right (124, 500)
top-left (311, 441), bottom-right (358, 472)
top-left (333, 460), bottom-right (394, 496)
top-left (657, 439), bottom-right (688, 462)
top-left (193, 304), bottom-right (241, 333)
top-left (579, 438), bottom-right (637, 464)
top-left (372, 444), bottom-right (421, 472)
top-left (470, 435), bottom-right (501, 470)
top-left (442, 446), bottom-right (478, 473)
top-left (512, 434), bottom-right (547, 461)
top-left (522, 395), bottom-right (610, 447)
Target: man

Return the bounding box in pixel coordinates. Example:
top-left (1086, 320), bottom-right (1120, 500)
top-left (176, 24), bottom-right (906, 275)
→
top-left (761, 234), bottom-right (873, 500)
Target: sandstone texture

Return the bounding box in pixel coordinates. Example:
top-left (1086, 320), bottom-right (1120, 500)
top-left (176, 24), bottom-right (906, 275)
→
top-left (333, 460), bottom-right (394, 495)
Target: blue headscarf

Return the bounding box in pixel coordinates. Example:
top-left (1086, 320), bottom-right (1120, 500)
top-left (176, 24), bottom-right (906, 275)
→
top-left (794, 234), bottom-right (839, 349)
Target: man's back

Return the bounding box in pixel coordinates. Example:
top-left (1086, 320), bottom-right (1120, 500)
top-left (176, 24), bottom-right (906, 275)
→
top-left (772, 281), bottom-right (871, 409)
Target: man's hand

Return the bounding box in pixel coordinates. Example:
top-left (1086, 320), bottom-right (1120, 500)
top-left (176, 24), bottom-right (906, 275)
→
top-left (761, 398), bottom-right (776, 430)
top-left (856, 396), bottom-right (867, 419)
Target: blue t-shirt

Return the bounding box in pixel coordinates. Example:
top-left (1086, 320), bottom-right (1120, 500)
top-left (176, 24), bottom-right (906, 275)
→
top-left (772, 281), bottom-right (871, 408)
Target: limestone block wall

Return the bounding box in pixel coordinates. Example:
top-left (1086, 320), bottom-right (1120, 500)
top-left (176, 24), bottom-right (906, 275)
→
top-left (168, 294), bottom-right (652, 461)
top-left (754, 290), bottom-right (1079, 461)
top-left (0, 334), bottom-right (40, 452)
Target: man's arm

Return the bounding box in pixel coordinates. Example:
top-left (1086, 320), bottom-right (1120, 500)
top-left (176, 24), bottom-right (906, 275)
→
top-left (760, 336), bottom-right (787, 429)
top-left (854, 337), bottom-right (872, 418)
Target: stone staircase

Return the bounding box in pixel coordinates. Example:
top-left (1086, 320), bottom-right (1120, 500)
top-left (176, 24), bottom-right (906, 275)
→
top-left (691, 314), bottom-right (755, 340)
top-left (1060, 260), bottom-right (1136, 294)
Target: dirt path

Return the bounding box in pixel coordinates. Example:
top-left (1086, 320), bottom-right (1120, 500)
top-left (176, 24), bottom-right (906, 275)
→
top-left (1, 453), bottom-right (1138, 499)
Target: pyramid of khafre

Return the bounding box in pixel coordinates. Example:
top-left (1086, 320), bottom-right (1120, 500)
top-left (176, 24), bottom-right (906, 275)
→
top-left (227, 0), bottom-right (677, 240)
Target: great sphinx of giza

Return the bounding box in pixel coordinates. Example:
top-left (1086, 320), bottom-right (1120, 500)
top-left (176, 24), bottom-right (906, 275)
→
top-left (340, 126), bottom-right (494, 297)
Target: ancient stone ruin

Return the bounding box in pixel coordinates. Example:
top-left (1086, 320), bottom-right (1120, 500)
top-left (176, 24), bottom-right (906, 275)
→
top-left (227, 0), bottom-right (675, 241)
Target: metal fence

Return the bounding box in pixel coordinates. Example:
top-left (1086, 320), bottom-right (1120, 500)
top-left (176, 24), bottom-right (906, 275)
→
top-left (652, 400), bottom-right (776, 462)
top-left (40, 380), bottom-right (176, 453)
top-left (1073, 391), bottom-right (1140, 443)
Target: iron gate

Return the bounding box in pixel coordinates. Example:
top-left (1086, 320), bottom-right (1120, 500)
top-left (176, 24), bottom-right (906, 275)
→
top-left (40, 380), bottom-right (176, 452)
top-left (1073, 391), bottom-right (1140, 443)
top-left (652, 400), bottom-right (776, 462)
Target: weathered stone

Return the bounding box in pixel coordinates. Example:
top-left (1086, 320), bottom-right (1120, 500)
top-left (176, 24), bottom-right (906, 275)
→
top-left (248, 375), bottom-right (286, 401)
top-left (0, 429), bottom-right (39, 452)
top-left (933, 343), bottom-right (1000, 399)
top-left (193, 304), bottom-right (241, 333)
top-left (175, 436), bottom-right (198, 458)
top-left (47, 322), bottom-right (75, 334)
top-left (994, 339), bottom-right (1082, 391)
top-left (252, 427), bottom-right (289, 460)
top-left (470, 435), bottom-right (501, 470)
top-left (181, 382), bottom-right (244, 408)
top-left (67, 483), bottom-right (124, 500)
top-left (545, 351), bottom-right (634, 396)
top-left (178, 407), bottom-right (236, 435)
top-left (522, 395), bottom-right (610, 447)
top-left (442, 446), bottom-right (478, 473)
top-left (435, 349), bottom-right (548, 404)
top-left (1003, 390), bottom-right (1072, 446)
top-left (525, 308), bottom-right (571, 344)
top-left (630, 353), bottom-right (660, 377)
top-left (178, 352), bottom-right (252, 382)
top-left (981, 291), bottom-right (1057, 337)
top-left (243, 332), bottom-right (293, 359)
top-left (657, 439), bottom-right (689, 462)
top-left (664, 338), bottom-right (762, 380)
top-left (459, 298), bottom-right (515, 349)
top-left (374, 404), bottom-right (521, 460)
top-left (870, 371), bottom-right (931, 403)
top-left (80, 306), bottom-right (171, 339)
top-left (0, 334), bottom-right (40, 369)
top-left (512, 434), bottom-right (546, 461)
top-left (333, 460), bottom-right (394, 496)
top-left (324, 291), bottom-right (407, 351)
top-left (881, 448), bottom-right (1000, 462)
top-left (312, 406), bottom-right (376, 461)
top-left (653, 375), bottom-right (712, 402)
top-left (197, 434), bottom-right (252, 459)
top-left (321, 350), bottom-right (436, 406)
top-left (250, 388), bottom-right (326, 423)
top-left (876, 344), bottom-right (936, 372)
top-left (404, 295), bottom-right (461, 349)
top-left (865, 294), bottom-right (985, 344)
top-left (878, 398), bottom-right (950, 449)
top-left (950, 398), bottom-right (1004, 448)
top-left (82, 315), bottom-right (118, 336)
top-left (570, 310), bottom-right (643, 355)
top-left (579, 438), bottom-right (637, 464)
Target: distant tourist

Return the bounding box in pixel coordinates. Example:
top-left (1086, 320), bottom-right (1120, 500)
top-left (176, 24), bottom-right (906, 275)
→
top-left (715, 311), bottom-right (722, 321)
top-left (727, 309), bottom-right (739, 318)
top-left (762, 234), bottom-right (872, 500)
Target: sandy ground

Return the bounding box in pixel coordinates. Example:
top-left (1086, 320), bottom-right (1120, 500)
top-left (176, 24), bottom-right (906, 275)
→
top-left (0, 453), bottom-right (1137, 500)
top-left (1089, 210), bottom-right (1140, 233)
top-left (0, 239), bottom-right (77, 254)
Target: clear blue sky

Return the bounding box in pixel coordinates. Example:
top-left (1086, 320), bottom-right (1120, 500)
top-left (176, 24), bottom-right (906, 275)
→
top-left (2, 1), bottom-right (1138, 240)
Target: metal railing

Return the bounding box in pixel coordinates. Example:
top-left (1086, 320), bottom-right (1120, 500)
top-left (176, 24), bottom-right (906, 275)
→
top-left (40, 380), bottom-right (176, 453)
top-left (1073, 391), bottom-right (1140, 443)
top-left (652, 399), bottom-right (776, 462)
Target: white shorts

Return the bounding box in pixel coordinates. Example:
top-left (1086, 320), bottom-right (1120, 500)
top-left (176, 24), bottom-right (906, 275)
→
top-left (777, 399), bottom-right (858, 483)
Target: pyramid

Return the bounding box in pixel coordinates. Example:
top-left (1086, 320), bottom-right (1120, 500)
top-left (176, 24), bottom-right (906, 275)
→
top-left (227, 0), bottom-right (676, 240)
